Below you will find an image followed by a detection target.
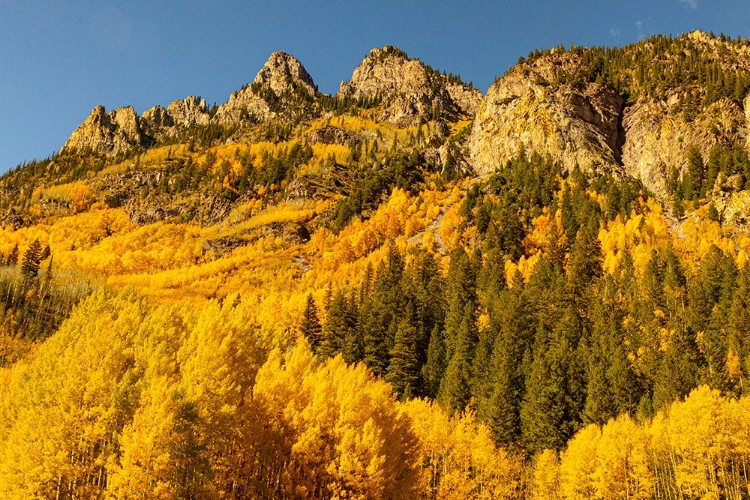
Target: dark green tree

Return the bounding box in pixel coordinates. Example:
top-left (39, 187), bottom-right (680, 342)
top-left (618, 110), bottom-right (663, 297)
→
top-left (300, 294), bottom-right (322, 352)
top-left (21, 239), bottom-right (42, 285)
top-left (438, 304), bottom-right (478, 415)
top-left (421, 324), bottom-right (447, 399)
top-left (385, 315), bottom-right (422, 399)
top-left (318, 290), bottom-right (357, 361)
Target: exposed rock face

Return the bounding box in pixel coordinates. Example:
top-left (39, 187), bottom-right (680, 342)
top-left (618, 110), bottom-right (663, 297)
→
top-left (621, 95), bottom-right (745, 198)
top-left (141, 96), bottom-right (210, 141)
top-left (142, 105), bottom-right (173, 128)
top-left (338, 46), bottom-right (482, 127)
top-left (167, 96), bottom-right (210, 127)
top-left (306, 125), bottom-right (355, 145)
top-left (214, 51), bottom-right (317, 125)
top-left (469, 52), bottom-right (624, 178)
top-left (253, 51), bottom-right (316, 97)
top-left (63, 105), bottom-right (144, 155)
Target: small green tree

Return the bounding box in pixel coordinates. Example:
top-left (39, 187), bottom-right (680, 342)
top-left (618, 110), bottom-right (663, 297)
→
top-left (300, 294), bottom-right (322, 351)
top-left (21, 239), bottom-right (42, 284)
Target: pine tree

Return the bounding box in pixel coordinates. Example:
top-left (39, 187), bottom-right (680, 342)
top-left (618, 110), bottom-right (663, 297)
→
top-left (567, 225), bottom-right (602, 301)
top-left (319, 290), bottom-right (355, 360)
top-left (443, 247), bottom-right (476, 357)
top-left (21, 239), bottom-right (42, 285)
top-left (438, 303), bottom-right (478, 415)
top-left (652, 326), bottom-right (701, 410)
top-left (521, 307), bottom-right (584, 453)
top-left (385, 316), bottom-right (421, 399)
top-left (421, 324), bottom-right (446, 399)
top-left (360, 299), bottom-right (391, 376)
top-left (300, 294), bottom-right (322, 351)
top-left (729, 264), bottom-right (750, 391)
top-left (341, 292), bottom-right (363, 365)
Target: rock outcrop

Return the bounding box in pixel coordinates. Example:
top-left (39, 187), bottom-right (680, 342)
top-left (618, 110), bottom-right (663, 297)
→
top-left (621, 95), bottom-right (745, 198)
top-left (468, 52), bottom-right (624, 178)
top-left (214, 51), bottom-right (317, 125)
top-left (62, 105), bottom-right (144, 155)
top-left (141, 96), bottom-right (211, 142)
top-left (167, 96), bottom-right (210, 128)
top-left (338, 46), bottom-right (482, 127)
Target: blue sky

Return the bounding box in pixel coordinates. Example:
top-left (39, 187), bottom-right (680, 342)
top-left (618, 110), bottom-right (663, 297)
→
top-left (1, 0), bottom-right (749, 173)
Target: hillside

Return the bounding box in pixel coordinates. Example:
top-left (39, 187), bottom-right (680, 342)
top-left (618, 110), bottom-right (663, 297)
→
top-left (1, 33), bottom-right (750, 498)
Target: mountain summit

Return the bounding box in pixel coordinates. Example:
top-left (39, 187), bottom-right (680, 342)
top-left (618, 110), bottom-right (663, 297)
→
top-left (338, 45), bottom-right (481, 126)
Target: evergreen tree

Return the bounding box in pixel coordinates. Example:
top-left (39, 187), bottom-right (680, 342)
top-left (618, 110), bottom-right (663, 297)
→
top-left (341, 292), bottom-right (363, 364)
top-left (438, 304), bottom-right (478, 415)
top-left (360, 299), bottom-right (391, 376)
top-left (567, 225), bottom-right (602, 302)
top-left (319, 290), bottom-right (355, 360)
top-left (443, 247), bottom-right (477, 357)
top-left (652, 327), bottom-right (701, 410)
top-left (729, 264), bottom-right (750, 391)
top-left (701, 306), bottom-right (730, 392)
top-left (21, 239), bottom-right (42, 285)
top-left (385, 315), bottom-right (421, 399)
top-left (479, 277), bottom-right (532, 445)
top-left (300, 294), bottom-right (322, 351)
top-left (521, 307), bottom-right (583, 454)
top-left (421, 324), bottom-right (446, 399)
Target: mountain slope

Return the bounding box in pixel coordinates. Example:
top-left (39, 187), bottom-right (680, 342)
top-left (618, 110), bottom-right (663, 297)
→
top-left (1, 32), bottom-right (750, 499)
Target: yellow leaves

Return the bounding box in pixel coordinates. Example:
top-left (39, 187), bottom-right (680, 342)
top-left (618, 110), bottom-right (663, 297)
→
top-left (253, 344), bottom-right (420, 499)
top-left (440, 203), bottom-right (464, 250)
top-left (559, 424), bottom-right (600, 498)
top-left (402, 399), bottom-right (523, 499)
top-left (595, 415), bottom-right (654, 500)
top-left (530, 450), bottom-right (560, 500)
top-left (546, 387), bottom-right (750, 499)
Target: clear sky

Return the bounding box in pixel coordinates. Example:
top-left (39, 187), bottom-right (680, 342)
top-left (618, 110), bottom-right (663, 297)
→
top-left (1, 0), bottom-right (749, 173)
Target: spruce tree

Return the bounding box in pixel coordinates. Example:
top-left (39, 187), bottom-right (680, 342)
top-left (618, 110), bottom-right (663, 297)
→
top-left (300, 294), bottom-right (322, 351)
top-left (385, 316), bottom-right (421, 398)
top-left (360, 299), bottom-right (391, 376)
top-left (520, 307), bottom-right (583, 453)
top-left (422, 324), bottom-right (446, 399)
top-left (21, 239), bottom-right (42, 285)
top-left (319, 290), bottom-right (355, 360)
top-left (438, 303), bottom-right (478, 415)
top-left (443, 247), bottom-right (477, 357)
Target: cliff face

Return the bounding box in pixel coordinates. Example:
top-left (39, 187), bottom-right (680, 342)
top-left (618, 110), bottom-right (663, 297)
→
top-left (621, 95), bottom-right (745, 198)
top-left (338, 46), bottom-right (482, 127)
top-left (141, 96), bottom-right (211, 142)
top-left (469, 34), bottom-right (750, 202)
top-left (62, 105), bottom-right (144, 155)
top-left (469, 52), bottom-right (624, 178)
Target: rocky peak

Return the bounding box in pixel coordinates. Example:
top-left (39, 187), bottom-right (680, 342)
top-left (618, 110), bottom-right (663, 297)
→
top-left (213, 51), bottom-right (317, 126)
top-left (253, 51), bottom-right (317, 97)
top-left (142, 105), bottom-right (173, 128)
top-left (469, 52), bottom-right (624, 178)
top-left (140, 96), bottom-right (211, 143)
top-left (338, 46), bottom-right (482, 127)
top-left (62, 105), bottom-right (144, 155)
top-left (167, 96), bottom-right (210, 127)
